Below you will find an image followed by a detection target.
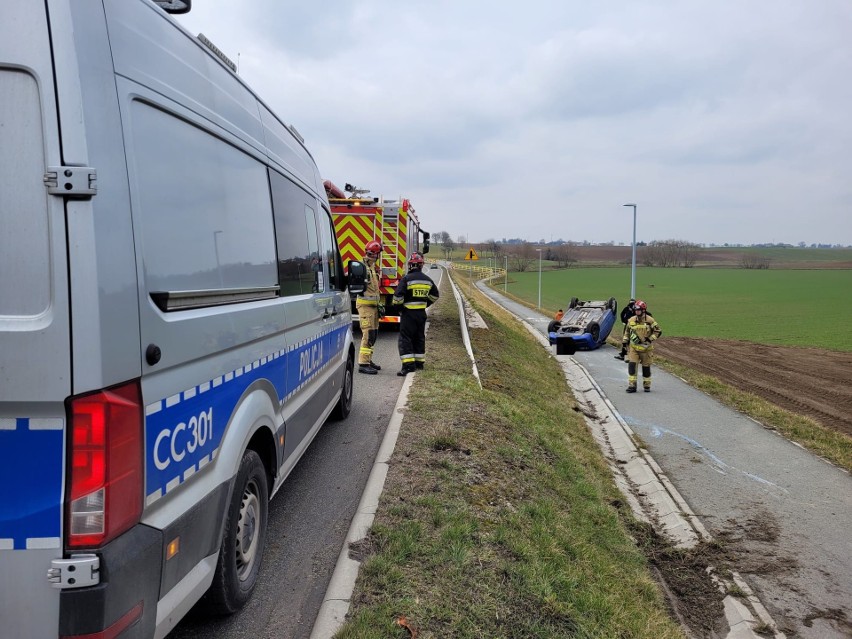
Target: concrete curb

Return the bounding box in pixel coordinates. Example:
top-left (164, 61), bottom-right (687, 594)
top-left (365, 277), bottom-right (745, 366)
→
top-left (309, 372), bottom-right (415, 639)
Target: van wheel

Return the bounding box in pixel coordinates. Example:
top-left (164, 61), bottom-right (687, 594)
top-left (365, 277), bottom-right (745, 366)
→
top-left (206, 449), bottom-right (268, 614)
top-left (331, 353), bottom-right (354, 420)
top-left (568, 297), bottom-right (579, 309)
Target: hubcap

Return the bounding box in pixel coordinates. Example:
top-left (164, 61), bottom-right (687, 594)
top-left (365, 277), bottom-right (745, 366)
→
top-left (344, 366), bottom-right (353, 409)
top-left (236, 480), bottom-right (260, 581)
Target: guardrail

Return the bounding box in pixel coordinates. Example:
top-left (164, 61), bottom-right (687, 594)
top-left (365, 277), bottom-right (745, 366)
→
top-left (443, 261), bottom-right (506, 279)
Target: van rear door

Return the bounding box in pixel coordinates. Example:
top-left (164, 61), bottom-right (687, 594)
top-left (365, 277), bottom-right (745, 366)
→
top-left (0, 3), bottom-right (72, 638)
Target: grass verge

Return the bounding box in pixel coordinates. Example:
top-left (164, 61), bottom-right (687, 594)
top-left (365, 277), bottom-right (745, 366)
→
top-left (334, 276), bottom-right (687, 638)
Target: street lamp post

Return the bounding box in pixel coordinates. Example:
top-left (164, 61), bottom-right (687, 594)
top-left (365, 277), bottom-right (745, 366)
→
top-left (536, 248), bottom-right (543, 309)
top-left (504, 255), bottom-right (508, 294)
top-left (623, 204), bottom-right (637, 299)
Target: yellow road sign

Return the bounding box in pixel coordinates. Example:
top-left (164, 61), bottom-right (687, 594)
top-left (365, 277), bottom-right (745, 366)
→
top-left (464, 247), bottom-right (479, 261)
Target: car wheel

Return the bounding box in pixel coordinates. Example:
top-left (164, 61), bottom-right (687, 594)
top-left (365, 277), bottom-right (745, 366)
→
top-left (206, 449), bottom-right (269, 615)
top-left (547, 320), bottom-right (561, 333)
top-left (568, 297), bottom-right (579, 309)
top-left (606, 297), bottom-right (617, 313)
top-left (331, 352), bottom-right (354, 420)
top-left (587, 321), bottom-right (601, 343)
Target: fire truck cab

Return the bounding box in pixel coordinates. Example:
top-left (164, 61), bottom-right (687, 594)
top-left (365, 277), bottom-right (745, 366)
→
top-left (325, 181), bottom-right (430, 324)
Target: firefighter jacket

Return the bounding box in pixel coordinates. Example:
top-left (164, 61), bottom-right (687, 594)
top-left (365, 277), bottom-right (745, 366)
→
top-left (626, 313), bottom-right (662, 352)
top-left (356, 258), bottom-right (380, 306)
top-left (392, 270), bottom-right (439, 311)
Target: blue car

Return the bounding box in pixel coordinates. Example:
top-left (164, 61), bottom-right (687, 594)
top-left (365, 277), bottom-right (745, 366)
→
top-left (548, 297), bottom-right (618, 355)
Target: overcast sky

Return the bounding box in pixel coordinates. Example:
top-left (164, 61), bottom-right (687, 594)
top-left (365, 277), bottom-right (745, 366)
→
top-left (177, 1), bottom-right (852, 247)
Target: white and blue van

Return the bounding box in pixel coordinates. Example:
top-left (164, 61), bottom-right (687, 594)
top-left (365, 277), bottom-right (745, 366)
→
top-left (0, 1), bottom-right (365, 637)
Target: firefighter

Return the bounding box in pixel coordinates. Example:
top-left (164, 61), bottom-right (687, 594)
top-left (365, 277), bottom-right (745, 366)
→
top-left (625, 300), bottom-right (662, 392)
top-left (356, 240), bottom-right (383, 375)
top-left (615, 299), bottom-right (637, 360)
top-left (392, 252), bottom-right (439, 376)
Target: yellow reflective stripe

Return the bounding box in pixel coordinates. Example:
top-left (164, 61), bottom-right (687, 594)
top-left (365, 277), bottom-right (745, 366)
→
top-left (404, 302), bottom-right (427, 309)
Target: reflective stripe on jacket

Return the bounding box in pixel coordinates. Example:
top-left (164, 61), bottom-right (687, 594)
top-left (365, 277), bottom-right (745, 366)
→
top-left (392, 271), bottom-right (439, 310)
top-left (626, 313), bottom-right (661, 351)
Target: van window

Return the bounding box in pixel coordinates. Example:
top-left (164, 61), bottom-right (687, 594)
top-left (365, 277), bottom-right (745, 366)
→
top-left (129, 102), bottom-right (277, 295)
top-left (0, 70), bottom-right (50, 316)
top-left (318, 208), bottom-right (344, 291)
top-left (269, 171), bottom-right (322, 297)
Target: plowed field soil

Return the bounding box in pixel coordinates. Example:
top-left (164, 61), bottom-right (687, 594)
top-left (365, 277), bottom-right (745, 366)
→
top-left (654, 338), bottom-right (852, 437)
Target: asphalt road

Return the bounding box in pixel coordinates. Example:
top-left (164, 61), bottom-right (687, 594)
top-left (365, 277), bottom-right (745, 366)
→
top-left (476, 281), bottom-right (852, 639)
top-left (168, 328), bottom-right (407, 639)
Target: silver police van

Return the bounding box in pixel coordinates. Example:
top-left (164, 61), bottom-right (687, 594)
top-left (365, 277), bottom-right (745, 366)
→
top-left (0, 1), bottom-right (366, 637)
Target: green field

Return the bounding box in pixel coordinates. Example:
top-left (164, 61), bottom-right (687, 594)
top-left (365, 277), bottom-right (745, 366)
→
top-left (494, 267), bottom-right (852, 351)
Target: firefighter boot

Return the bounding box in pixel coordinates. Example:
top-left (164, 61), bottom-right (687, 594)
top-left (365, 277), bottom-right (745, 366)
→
top-left (414, 361), bottom-right (424, 370)
top-left (358, 364), bottom-right (377, 375)
top-left (614, 345), bottom-right (626, 360)
top-left (397, 363), bottom-right (416, 377)
top-left (368, 361), bottom-right (382, 371)
top-left (627, 363), bottom-right (637, 392)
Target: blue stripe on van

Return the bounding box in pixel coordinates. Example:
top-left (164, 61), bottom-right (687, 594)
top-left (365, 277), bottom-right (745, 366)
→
top-left (0, 418), bottom-right (63, 550)
top-left (144, 325), bottom-right (347, 504)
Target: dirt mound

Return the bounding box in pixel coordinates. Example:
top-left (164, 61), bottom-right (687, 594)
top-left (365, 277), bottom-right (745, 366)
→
top-left (654, 338), bottom-right (852, 437)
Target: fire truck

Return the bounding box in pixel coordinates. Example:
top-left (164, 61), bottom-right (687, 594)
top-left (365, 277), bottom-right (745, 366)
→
top-left (325, 180), bottom-right (431, 324)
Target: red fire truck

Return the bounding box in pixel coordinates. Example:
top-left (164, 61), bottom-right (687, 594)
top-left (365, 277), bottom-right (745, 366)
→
top-left (324, 180), bottom-right (430, 323)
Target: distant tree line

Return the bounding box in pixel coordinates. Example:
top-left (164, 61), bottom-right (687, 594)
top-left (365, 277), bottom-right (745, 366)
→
top-left (739, 254), bottom-right (771, 269)
top-left (641, 240), bottom-right (700, 268)
top-left (429, 232), bottom-right (852, 270)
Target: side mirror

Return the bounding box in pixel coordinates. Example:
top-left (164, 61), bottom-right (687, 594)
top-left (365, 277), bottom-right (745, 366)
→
top-left (347, 260), bottom-right (367, 295)
top-left (152, 0), bottom-right (191, 13)
top-left (422, 232), bottom-right (431, 254)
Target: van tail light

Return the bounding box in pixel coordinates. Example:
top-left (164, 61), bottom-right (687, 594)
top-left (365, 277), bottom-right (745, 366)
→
top-left (66, 381), bottom-right (143, 549)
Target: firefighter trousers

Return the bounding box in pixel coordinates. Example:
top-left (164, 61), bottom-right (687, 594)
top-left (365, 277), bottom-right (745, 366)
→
top-left (627, 347), bottom-right (653, 389)
top-left (357, 302), bottom-right (379, 365)
top-left (398, 309), bottom-right (427, 368)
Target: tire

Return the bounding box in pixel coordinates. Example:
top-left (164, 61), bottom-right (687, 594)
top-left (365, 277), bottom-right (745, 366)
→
top-left (547, 320), bottom-right (561, 334)
top-left (331, 352), bottom-right (354, 420)
top-left (568, 297), bottom-right (579, 309)
top-left (606, 297), bottom-right (617, 313)
top-left (586, 321), bottom-right (601, 344)
top-left (206, 449), bottom-right (269, 615)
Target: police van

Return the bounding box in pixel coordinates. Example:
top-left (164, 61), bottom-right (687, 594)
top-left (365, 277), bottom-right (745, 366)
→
top-left (0, 1), bottom-right (367, 637)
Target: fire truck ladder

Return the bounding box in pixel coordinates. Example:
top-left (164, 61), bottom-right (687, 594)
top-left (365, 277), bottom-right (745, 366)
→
top-left (381, 202), bottom-right (400, 280)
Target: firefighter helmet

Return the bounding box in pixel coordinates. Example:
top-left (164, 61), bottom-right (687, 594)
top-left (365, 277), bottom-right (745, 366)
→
top-left (409, 252), bottom-right (425, 270)
top-left (634, 300), bottom-right (647, 312)
top-left (365, 240), bottom-right (382, 258)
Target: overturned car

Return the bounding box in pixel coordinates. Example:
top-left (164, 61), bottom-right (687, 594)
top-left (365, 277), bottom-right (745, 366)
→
top-left (548, 297), bottom-right (618, 355)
